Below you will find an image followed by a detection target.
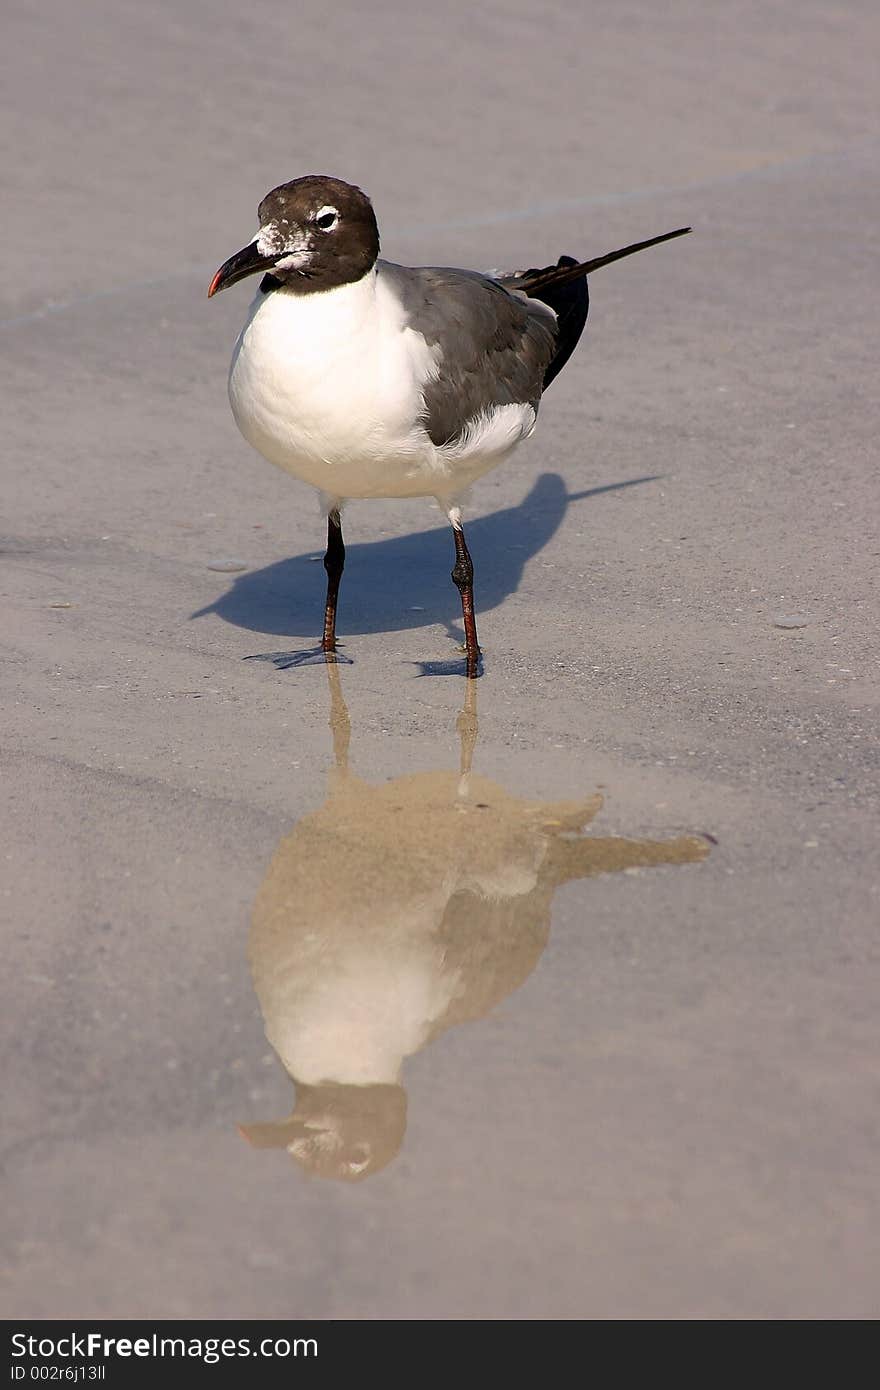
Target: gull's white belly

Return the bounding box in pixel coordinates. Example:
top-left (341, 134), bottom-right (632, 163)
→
top-left (227, 270), bottom-right (536, 502)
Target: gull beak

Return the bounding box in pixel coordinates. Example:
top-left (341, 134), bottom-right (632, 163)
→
top-left (207, 240), bottom-right (276, 297)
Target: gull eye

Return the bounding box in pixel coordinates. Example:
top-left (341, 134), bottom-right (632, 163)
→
top-left (315, 206), bottom-right (339, 231)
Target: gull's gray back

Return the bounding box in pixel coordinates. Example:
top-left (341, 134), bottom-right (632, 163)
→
top-left (379, 262), bottom-right (558, 447)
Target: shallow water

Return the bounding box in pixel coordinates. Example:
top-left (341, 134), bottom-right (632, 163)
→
top-left (243, 669), bottom-right (709, 1183)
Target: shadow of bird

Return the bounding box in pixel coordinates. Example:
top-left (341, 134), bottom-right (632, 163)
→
top-left (194, 472), bottom-right (657, 644)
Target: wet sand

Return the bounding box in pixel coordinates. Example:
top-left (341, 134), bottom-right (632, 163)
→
top-left (2, 0), bottom-right (878, 1319)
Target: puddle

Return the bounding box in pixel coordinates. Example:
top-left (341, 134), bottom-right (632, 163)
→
top-left (240, 666), bottom-right (709, 1182)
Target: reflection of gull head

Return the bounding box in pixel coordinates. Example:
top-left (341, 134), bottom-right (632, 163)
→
top-left (240, 1082), bottom-right (407, 1183)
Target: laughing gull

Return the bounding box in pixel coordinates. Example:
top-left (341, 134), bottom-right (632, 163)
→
top-left (208, 176), bottom-right (690, 676)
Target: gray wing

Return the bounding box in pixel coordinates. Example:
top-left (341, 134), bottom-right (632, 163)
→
top-left (379, 261), bottom-right (558, 448)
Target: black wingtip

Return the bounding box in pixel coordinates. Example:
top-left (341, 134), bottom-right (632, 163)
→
top-left (562, 225), bottom-right (693, 279)
top-left (511, 225), bottom-right (693, 297)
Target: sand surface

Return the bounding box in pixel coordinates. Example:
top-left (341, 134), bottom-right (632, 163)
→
top-left (2, 0), bottom-right (878, 1319)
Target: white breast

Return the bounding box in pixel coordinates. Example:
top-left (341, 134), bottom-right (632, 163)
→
top-left (228, 269), bottom-right (440, 499)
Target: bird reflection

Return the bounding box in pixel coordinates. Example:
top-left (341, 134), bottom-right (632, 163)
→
top-left (240, 666), bottom-right (709, 1181)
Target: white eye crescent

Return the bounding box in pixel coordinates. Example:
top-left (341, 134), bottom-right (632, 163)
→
top-left (314, 206), bottom-right (339, 231)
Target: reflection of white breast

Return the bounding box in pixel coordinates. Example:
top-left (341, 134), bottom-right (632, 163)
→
top-left (250, 769), bottom-right (604, 1093)
top-left (271, 952), bottom-right (460, 1087)
top-left (265, 907), bottom-right (461, 1086)
top-left (257, 851), bottom-right (543, 1087)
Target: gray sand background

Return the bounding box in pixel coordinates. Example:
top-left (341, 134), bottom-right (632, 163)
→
top-left (2, 0), bottom-right (878, 1318)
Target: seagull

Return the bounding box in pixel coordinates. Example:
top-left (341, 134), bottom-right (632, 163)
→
top-left (208, 176), bottom-right (690, 676)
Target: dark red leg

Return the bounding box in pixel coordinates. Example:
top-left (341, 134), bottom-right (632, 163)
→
top-left (321, 510), bottom-right (345, 653)
top-left (451, 522), bottom-right (481, 678)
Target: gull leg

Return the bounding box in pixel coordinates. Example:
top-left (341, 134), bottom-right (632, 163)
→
top-left (449, 509), bottom-right (481, 678)
top-left (321, 509), bottom-right (345, 653)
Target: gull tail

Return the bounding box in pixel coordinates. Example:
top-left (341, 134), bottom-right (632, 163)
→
top-left (500, 225), bottom-right (691, 389)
